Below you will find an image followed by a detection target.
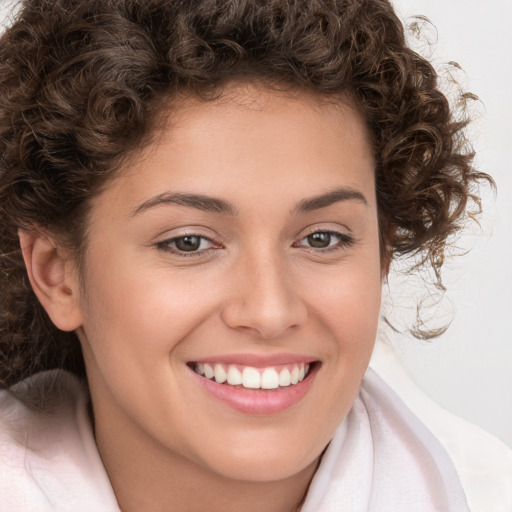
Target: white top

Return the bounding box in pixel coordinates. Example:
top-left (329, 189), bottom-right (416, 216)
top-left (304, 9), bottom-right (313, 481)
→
top-left (1, 350), bottom-right (511, 511)
top-left (370, 340), bottom-right (512, 512)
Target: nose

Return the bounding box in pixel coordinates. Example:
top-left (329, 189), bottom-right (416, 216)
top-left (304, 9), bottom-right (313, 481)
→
top-left (221, 251), bottom-right (307, 340)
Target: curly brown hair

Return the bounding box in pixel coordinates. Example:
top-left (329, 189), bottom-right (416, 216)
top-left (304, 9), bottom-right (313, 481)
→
top-left (0, 0), bottom-right (490, 387)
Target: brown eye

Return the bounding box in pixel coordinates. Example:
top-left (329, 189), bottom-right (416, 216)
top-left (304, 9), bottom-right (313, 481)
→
top-left (173, 235), bottom-right (203, 252)
top-left (156, 233), bottom-right (221, 257)
top-left (294, 230), bottom-right (354, 251)
top-left (306, 232), bottom-right (333, 248)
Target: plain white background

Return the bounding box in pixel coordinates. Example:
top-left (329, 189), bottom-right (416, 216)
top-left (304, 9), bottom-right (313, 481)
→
top-left (1, 1), bottom-right (510, 447)
top-left (388, 0), bottom-right (512, 448)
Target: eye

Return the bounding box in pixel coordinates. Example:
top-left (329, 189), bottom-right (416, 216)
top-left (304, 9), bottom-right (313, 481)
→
top-left (295, 230), bottom-right (353, 250)
top-left (156, 234), bottom-right (218, 255)
top-left (305, 232), bottom-right (336, 249)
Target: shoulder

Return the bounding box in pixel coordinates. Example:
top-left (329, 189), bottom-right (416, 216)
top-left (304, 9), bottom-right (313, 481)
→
top-left (370, 340), bottom-right (512, 512)
top-left (0, 370), bottom-right (119, 512)
top-left (0, 370), bottom-right (86, 450)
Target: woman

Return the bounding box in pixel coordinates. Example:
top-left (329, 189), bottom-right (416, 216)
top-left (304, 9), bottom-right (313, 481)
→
top-left (0, 0), bottom-right (510, 511)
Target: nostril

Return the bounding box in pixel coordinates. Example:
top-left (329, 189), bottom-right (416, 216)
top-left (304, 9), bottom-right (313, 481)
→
top-left (221, 297), bottom-right (307, 340)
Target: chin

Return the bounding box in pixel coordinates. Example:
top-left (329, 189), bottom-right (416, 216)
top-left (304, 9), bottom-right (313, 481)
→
top-left (194, 436), bottom-right (322, 483)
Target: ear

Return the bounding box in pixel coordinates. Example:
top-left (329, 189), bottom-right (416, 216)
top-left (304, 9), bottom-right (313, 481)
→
top-left (19, 229), bottom-right (83, 332)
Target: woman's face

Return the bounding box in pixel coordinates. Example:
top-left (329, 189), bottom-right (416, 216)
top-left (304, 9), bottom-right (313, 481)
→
top-left (75, 85), bottom-right (382, 482)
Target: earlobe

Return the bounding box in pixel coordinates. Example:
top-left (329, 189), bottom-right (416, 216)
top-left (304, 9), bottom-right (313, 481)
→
top-left (18, 229), bottom-right (83, 332)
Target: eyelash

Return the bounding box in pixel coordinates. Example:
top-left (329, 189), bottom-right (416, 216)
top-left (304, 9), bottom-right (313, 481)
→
top-left (294, 230), bottom-right (355, 252)
top-left (155, 234), bottom-right (222, 257)
top-left (155, 230), bottom-right (355, 257)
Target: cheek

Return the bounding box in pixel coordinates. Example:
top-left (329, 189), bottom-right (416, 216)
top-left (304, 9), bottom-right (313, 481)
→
top-left (308, 263), bottom-right (382, 344)
top-left (81, 271), bottom-right (216, 355)
top-left (76, 261), bottom-right (222, 431)
top-left (77, 251), bottom-right (220, 377)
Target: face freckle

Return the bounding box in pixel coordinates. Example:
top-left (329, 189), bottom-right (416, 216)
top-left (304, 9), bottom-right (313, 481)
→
top-left (74, 84), bottom-right (383, 486)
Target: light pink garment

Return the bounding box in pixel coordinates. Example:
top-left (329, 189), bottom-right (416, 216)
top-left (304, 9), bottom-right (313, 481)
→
top-left (0, 367), bottom-right (497, 512)
top-left (301, 370), bottom-right (469, 511)
top-left (0, 372), bottom-right (119, 511)
top-left (369, 339), bottom-right (512, 512)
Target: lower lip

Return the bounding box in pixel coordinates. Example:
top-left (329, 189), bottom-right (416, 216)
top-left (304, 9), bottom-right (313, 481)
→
top-left (190, 365), bottom-right (319, 415)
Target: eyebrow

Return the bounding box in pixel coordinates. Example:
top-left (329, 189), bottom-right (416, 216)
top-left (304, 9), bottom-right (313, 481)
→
top-left (293, 187), bottom-right (367, 214)
top-left (131, 192), bottom-right (238, 217)
top-left (130, 186), bottom-right (367, 218)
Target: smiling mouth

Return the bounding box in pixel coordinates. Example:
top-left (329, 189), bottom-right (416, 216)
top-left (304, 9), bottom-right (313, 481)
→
top-left (190, 362), bottom-right (314, 390)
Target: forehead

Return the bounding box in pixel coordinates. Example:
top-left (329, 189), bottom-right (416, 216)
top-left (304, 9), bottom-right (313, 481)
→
top-left (95, 84), bottom-right (376, 215)
top-left (162, 84), bottom-right (372, 160)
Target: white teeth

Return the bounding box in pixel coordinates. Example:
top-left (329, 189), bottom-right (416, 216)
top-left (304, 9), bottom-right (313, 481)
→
top-left (278, 368), bottom-right (291, 387)
top-left (204, 363), bottom-right (214, 379)
top-left (290, 366), bottom-right (299, 385)
top-left (242, 367), bottom-right (261, 389)
top-left (227, 365), bottom-right (243, 385)
top-left (193, 362), bottom-right (311, 389)
top-left (261, 368), bottom-right (279, 389)
top-left (214, 363), bottom-right (227, 384)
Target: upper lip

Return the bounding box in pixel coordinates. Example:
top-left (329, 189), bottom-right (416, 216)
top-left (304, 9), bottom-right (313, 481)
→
top-left (188, 353), bottom-right (318, 367)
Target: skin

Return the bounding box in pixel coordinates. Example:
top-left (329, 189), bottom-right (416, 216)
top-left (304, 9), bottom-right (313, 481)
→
top-left (22, 84), bottom-right (383, 512)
